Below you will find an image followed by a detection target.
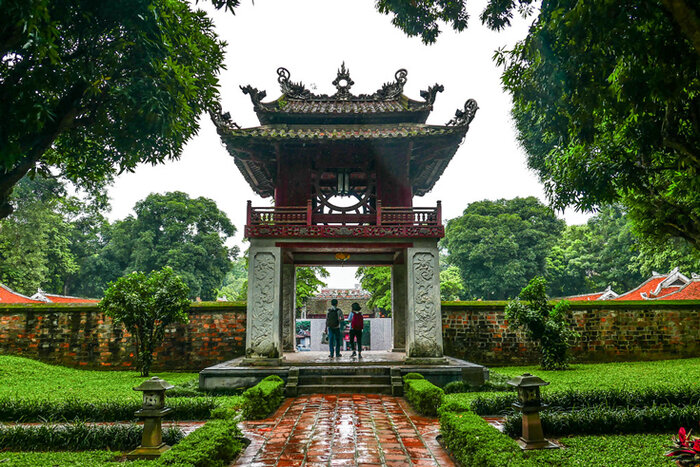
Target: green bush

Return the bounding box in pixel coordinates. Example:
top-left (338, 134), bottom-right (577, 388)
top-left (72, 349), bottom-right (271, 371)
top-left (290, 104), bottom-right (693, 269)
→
top-left (0, 422), bottom-right (183, 451)
top-left (0, 396), bottom-right (219, 422)
top-left (443, 381), bottom-right (468, 394)
top-left (439, 410), bottom-right (533, 467)
top-left (158, 419), bottom-right (244, 467)
top-left (168, 380), bottom-right (245, 398)
top-left (0, 451), bottom-right (121, 466)
top-left (403, 372), bottom-right (424, 382)
top-left (404, 379), bottom-right (444, 417)
top-left (241, 375), bottom-right (285, 420)
top-left (470, 386), bottom-right (700, 415)
top-left (504, 404), bottom-right (700, 437)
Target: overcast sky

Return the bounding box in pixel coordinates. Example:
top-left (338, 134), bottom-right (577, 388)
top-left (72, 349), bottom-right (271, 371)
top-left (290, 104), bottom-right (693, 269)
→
top-left (106, 0), bottom-right (591, 288)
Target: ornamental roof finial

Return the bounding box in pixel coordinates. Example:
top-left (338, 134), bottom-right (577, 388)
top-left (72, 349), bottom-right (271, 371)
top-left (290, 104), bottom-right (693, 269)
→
top-left (332, 62), bottom-right (354, 100)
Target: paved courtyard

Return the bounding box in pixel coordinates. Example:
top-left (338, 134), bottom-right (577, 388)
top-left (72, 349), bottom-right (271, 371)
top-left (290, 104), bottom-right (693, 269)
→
top-left (235, 394), bottom-right (455, 467)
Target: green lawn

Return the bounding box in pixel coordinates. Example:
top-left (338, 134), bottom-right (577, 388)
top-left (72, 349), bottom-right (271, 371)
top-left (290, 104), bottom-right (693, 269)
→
top-left (0, 355), bottom-right (196, 403)
top-left (491, 357), bottom-right (700, 392)
top-left (526, 434), bottom-right (673, 466)
top-left (0, 451), bottom-right (121, 466)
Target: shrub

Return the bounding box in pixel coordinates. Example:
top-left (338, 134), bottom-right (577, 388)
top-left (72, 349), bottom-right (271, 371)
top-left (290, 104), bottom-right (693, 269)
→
top-left (470, 386), bottom-right (700, 415)
top-left (403, 372), bottom-right (425, 382)
top-left (241, 375), bottom-right (285, 420)
top-left (439, 410), bottom-right (533, 467)
top-left (504, 405), bottom-right (700, 437)
top-left (100, 267), bottom-right (190, 376)
top-left (444, 381), bottom-right (469, 394)
top-left (0, 422), bottom-right (183, 451)
top-left (158, 419), bottom-right (245, 467)
top-left (168, 379), bottom-right (246, 398)
top-left (404, 379), bottom-right (444, 417)
top-left (0, 396), bottom-right (219, 422)
top-left (505, 276), bottom-right (578, 370)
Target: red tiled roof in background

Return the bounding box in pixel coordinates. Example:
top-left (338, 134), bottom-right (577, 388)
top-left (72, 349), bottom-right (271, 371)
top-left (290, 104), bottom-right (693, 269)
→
top-left (614, 276), bottom-right (666, 300)
top-left (657, 280), bottom-right (700, 300)
top-left (43, 294), bottom-right (99, 304)
top-left (567, 292), bottom-right (606, 301)
top-left (0, 284), bottom-right (43, 304)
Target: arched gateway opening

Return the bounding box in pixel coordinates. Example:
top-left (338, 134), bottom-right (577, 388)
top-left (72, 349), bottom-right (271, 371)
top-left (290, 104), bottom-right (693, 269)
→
top-left (201, 65), bottom-right (485, 391)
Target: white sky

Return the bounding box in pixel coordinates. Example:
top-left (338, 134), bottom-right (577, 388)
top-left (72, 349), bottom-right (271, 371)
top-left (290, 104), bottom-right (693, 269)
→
top-left (106, 0), bottom-right (591, 288)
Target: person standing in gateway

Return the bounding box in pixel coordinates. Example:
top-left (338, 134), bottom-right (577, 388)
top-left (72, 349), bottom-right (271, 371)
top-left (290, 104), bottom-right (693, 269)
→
top-left (348, 302), bottom-right (364, 358)
top-left (326, 299), bottom-right (343, 358)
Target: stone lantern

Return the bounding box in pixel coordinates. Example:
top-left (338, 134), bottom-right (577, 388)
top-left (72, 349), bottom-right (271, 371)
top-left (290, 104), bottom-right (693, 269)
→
top-left (507, 373), bottom-right (558, 450)
top-left (126, 376), bottom-right (174, 460)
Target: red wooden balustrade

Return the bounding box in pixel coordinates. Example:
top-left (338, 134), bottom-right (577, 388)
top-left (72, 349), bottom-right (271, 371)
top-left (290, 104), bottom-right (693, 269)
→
top-left (246, 200), bottom-right (442, 227)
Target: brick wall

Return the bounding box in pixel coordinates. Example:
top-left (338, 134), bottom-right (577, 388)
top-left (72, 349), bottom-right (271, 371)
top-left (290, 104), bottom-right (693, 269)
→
top-left (442, 301), bottom-right (700, 365)
top-left (2, 301), bottom-right (699, 370)
top-left (0, 303), bottom-right (246, 371)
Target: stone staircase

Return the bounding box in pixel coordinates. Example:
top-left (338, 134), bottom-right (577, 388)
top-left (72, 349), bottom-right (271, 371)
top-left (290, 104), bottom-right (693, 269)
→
top-left (286, 366), bottom-right (403, 396)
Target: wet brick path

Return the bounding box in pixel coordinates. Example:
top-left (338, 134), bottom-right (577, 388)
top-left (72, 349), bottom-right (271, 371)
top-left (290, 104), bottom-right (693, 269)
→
top-left (234, 394), bottom-right (454, 467)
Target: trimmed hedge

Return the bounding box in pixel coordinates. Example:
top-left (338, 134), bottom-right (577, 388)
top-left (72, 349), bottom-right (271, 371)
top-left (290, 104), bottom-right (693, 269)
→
top-left (0, 396), bottom-right (219, 422)
top-left (241, 375), bottom-right (285, 420)
top-left (158, 419), bottom-right (244, 467)
top-left (470, 386), bottom-right (700, 415)
top-left (0, 422), bottom-right (183, 451)
top-left (439, 410), bottom-right (533, 467)
top-left (404, 377), bottom-right (444, 417)
top-left (504, 404), bottom-right (700, 437)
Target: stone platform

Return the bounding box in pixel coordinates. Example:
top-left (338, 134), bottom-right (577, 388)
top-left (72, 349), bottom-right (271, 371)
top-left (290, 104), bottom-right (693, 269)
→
top-left (199, 351), bottom-right (487, 394)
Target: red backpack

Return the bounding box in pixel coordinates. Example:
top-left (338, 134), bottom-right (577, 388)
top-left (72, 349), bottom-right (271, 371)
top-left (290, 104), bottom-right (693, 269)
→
top-left (351, 312), bottom-right (364, 330)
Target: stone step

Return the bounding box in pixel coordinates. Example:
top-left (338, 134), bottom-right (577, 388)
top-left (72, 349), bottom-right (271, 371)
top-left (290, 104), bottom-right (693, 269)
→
top-left (298, 375), bottom-right (392, 385)
top-left (296, 384), bottom-right (393, 395)
top-left (296, 366), bottom-right (390, 376)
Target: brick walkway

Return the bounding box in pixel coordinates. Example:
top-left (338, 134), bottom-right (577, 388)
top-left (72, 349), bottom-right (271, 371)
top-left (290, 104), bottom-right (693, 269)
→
top-left (234, 394), bottom-right (454, 467)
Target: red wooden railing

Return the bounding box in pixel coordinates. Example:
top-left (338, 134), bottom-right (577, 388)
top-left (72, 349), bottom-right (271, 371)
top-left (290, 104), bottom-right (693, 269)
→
top-left (246, 200), bottom-right (442, 227)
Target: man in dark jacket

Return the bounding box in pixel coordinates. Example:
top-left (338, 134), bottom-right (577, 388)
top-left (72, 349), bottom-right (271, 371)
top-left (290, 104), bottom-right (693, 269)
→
top-left (326, 299), bottom-right (343, 358)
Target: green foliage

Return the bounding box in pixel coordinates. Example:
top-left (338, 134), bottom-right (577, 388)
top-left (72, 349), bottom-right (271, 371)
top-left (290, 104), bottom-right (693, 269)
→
top-left (505, 405), bottom-right (700, 438)
top-left (0, 0), bottom-right (231, 221)
top-left (216, 256), bottom-right (248, 301)
top-left (355, 266), bottom-right (391, 312)
top-left (403, 372), bottom-right (425, 381)
top-left (505, 277), bottom-right (577, 370)
top-left (159, 419), bottom-right (244, 467)
top-left (100, 267), bottom-right (190, 376)
top-left (98, 192), bottom-right (236, 301)
top-left (439, 410), bottom-right (528, 467)
top-left (374, 0), bottom-right (468, 44)
top-left (439, 265), bottom-right (465, 301)
top-left (0, 422), bottom-right (183, 451)
top-left (404, 378), bottom-right (444, 417)
top-left (470, 386), bottom-right (700, 416)
top-left (444, 197), bottom-right (565, 300)
top-left (241, 375), bottom-right (285, 420)
top-left (0, 451), bottom-right (121, 466)
top-left (295, 267), bottom-right (330, 309)
top-left (497, 0), bottom-right (700, 250)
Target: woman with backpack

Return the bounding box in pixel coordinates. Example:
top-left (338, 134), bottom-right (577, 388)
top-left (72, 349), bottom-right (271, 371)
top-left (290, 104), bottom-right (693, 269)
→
top-left (347, 302), bottom-right (364, 358)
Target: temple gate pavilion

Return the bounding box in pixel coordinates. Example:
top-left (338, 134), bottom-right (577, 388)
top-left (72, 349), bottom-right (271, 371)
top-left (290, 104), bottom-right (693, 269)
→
top-left (211, 64), bottom-right (477, 366)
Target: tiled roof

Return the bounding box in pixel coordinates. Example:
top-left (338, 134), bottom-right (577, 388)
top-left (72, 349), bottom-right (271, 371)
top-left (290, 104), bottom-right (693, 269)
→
top-left (615, 277), bottom-right (666, 300)
top-left (567, 292), bottom-right (606, 301)
top-left (43, 294), bottom-right (99, 303)
top-left (271, 99), bottom-right (409, 114)
top-left (222, 124), bottom-right (466, 141)
top-left (658, 280), bottom-right (700, 300)
top-left (313, 288), bottom-right (371, 300)
top-left (0, 284), bottom-right (43, 304)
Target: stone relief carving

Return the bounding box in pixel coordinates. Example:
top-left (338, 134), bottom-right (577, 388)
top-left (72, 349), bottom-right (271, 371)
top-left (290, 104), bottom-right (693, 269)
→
top-left (281, 266), bottom-right (294, 351)
top-left (411, 252), bottom-right (441, 357)
top-left (248, 252), bottom-right (277, 358)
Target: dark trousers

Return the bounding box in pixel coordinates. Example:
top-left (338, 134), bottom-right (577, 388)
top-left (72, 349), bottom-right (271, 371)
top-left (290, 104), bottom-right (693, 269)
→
top-left (349, 329), bottom-right (362, 353)
top-left (328, 327), bottom-right (341, 356)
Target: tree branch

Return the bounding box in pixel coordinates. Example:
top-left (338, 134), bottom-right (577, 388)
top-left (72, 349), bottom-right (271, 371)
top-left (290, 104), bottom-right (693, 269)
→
top-left (662, 0), bottom-right (700, 57)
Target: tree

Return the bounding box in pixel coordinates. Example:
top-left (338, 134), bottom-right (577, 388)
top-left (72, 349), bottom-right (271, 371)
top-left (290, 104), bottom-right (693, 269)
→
top-left (505, 276), bottom-right (577, 370)
top-left (444, 197), bottom-right (565, 300)
top-left (0, 0), bottom-right (233, 220)
top-left (440, 265), bottom-right (465, 301)
top-left (495, 1), bottom-right (700, 250)
top-left (295, 267), bottom-right (329, 309)
top-left (217, 256), bottom-right (248, 301)
top-left (355, 267), bottom-right (392, 312)
top-left (100, 267), bottom-right (190, 376)
top-left (91, 192), bottom-right (236, 300)
top-left (374, 0), bottom-right (468, 44)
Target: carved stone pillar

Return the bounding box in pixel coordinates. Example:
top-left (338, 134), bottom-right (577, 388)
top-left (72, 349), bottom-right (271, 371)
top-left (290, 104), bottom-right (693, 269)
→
top-left (391, 250), bottom-right (407, 352)
top-left (245, 243), bottom-right (283, 364)
top-left (405, 245), bottom-right (444, 361)
top-left (281, 262), bottom-right (296, 352)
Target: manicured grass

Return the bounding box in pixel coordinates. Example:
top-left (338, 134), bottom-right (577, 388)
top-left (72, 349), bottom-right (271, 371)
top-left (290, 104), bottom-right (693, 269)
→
top-left (0, 450), bottom-right (120, 466)
top-left (0, 356), bottom-right (196, 403)
top-left (491, 358), bottom-right (700, 392)
top-left (526, 434), bottom-right (673, 466)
